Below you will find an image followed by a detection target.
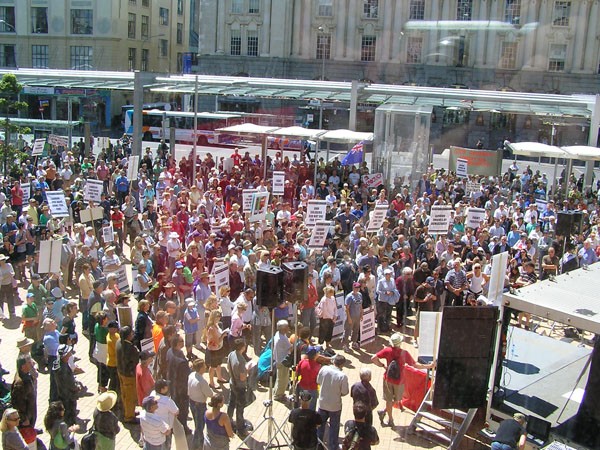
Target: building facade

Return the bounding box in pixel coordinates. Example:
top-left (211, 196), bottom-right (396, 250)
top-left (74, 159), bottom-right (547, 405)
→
top-left (196, 0), bottom-right (600, 94)
top-left (0, 0), bottom-right (190, 73)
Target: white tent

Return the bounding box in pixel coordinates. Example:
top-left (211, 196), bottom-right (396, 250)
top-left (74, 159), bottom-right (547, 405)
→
top-left (506, 142), bottom-right (567, 158)
top-left (269, 126), bottom-right (326, 139)
top-left (216, 123), bottom-right (280, 134)
top-left (561, 145), bottom-right (600, 161)
top-left (318, 129), bottom-right (374, 143)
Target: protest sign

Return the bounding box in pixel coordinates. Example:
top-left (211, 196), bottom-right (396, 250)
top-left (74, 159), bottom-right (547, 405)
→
top-left (102, 225), bottom-right (114, 243)
top-left (127, 155), bottom-right (140, 181)
top-left (97, 136), bottom-right (110, 150)
top-left (242, 189), bottom-right (258, 213)
top-left (419, 312), bottom-right (442, 361)
top-left (249, 191), bottom-right (269, 222)
top-left (116, 306), bottom-right (133, 328)
top-left (80, 207), bottom-right (104, 223)
top-left (31, 138), bottom-right (46, 156)
top-left (38, 239), bottom-right (62, 274)
top-left (21, 183), bottom-right (30, 204)
top-left (488, 251), bottom-right (509, 306)
top-left (272, 171), bottom-right (285, 195)
top-left (46, 191), bottom-right (70, 217)
top-left (456, 158), bottom-right (468, 177)
top-left (331, 291), bottom-right (347, 342)
top-left (535, 199), bottom-right (547, 212)
top-left (366, 205), bottom-right (388, 232)
top-left (361, 173), bottom-right (384, 189)
top-left (48, 134), bottom-right (69, 147)
top-left (465, 181), bottom-right (480, 196)
top-left (466, 207), bottom-right (486, 229)
top-left (428, 205), bottom-right (453, 234)
top-left (308, 221), bottom-right (330, 249)
top-left (360, 306), bottom-right (376, 346)
top-left (83, 179), bottom-right (104, 203)
top-left (305, 200), bottom-right (327, 227)
top-left (214, 264), bottom-right (230, 298)
top-left (115, 265), bottom-right (130, 293)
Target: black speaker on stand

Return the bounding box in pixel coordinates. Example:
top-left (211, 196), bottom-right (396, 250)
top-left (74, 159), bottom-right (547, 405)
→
top-left (282, 261), bottom-right (308, 304)
top-left (256, 266), bottom-right (283, 309)
top-left (556, 211), bottom-right (575, 236)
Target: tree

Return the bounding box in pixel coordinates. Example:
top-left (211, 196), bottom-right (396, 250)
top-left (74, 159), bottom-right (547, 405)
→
top-left (0, 73), bottom-right (29, 174)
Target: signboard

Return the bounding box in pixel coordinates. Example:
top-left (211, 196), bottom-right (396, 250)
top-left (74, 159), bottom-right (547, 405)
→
top-left (80, 207), bottom-right (104, 223)
top-left (305, 200), bottom-right (327, 227)
top-left (535, 199), bottom-right (547, 212)
top-left (116, 306), bottom-right (133, 328)
top-left (272, 171), bottom-right (285, 195)
top-left (21, 183), bottom-right (30, 205)
top-left (449, 146), bottom-right (503, 177)
top-left (47, 134), bottom-right (69, 147)
top-left (46, 191), bottom-right (70, 218)
top-left (242, 189), bottom-right (258, 213)
top-left (115, 265), bottom-right (130, 293)
top-left (362, 173), bottom-right (384, 189)
top-left (83, 179), bottom-right (104, 203)
top-left (308, 220), bottom-right (330, 249)
top-left (428, 205), bottom-right (453, 234)
top-left (214, 264), bottom-right (230, 298)
top-left (332, 291), bottom-right (347, 342)
top-left (466, 207), bottom-right (486, 229)
top-left (488, 251), bottom-right (509, 307)
top-left (419, 311), bottom-right (442, 361)
top-left (366, 205), bottom-right (388, 232)
top-left (456, 158), bottom-right (468, 177)
top-left (31, 138), bottom-right (46, 156)
top-left (102, 225), bottom-right (114, 243)
top-left (465, 181), bottom-right (480, 196)
top-left (38, 239), bottom-right (62, 274)
top-left (127, 155), bottom-right (140, 181)
top-left (249, 191), bottom-right (269, 223)
top-left (97, 136), bottom-right (110, 150)
top-left (360, 306), bottom-right (376, 346)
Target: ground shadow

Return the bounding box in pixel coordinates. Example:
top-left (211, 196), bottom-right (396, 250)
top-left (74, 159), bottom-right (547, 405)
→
top-left (503, 359), bottom-right (541, 375)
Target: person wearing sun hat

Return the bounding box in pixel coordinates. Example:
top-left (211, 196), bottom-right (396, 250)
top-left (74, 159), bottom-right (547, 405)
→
top-left (92, 390), bottom-right (120, 450)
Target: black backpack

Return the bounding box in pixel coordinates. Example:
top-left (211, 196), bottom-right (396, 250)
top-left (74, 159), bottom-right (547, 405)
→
top-left (386, 355), bottom-right (402, 381)
top-left (341, 426), bottom-right (361, 450)
top-left (79, 428), bottom-right (97, 450)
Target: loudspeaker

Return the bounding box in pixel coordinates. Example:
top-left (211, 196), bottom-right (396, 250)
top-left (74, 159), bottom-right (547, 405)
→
top-left (432, 306), bottom-right (499, 409)
top-left (572, 211), bottom-right (583, 234)
top-left (282, 261), bottom-right (308, 304)
top-left (556, 211), bottom-right (583, 236)
top-left (256, 266), bottom-right (283, 308)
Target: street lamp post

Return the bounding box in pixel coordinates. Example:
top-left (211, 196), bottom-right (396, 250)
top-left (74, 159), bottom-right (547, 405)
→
top-left (0, 20), bottom-right (18, 69)
top-left (318, 26), bottom-right (327, 129)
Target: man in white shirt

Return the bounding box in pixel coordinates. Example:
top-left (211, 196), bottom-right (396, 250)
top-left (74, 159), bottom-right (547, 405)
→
top-left (140, 395), bottom-right (171, 449)
top-left (188, 359), bottom-right (214, 448)
top-left (273, 320), bottom-right (292, 401)
top-left (317, 355), bottom-right (349, 450)
top-left (150, 380), bottom-right (179, 448)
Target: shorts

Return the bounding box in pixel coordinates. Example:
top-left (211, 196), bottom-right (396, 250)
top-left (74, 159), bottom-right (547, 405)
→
top-left (184, 332), bottom-right (197, 348)
top-left (383, 380), bottom-right (405, 403)
top-left (206, 347), bottom-right (224, 368)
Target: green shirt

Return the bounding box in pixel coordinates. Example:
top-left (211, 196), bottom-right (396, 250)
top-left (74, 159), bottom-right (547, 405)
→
top-left (22, 302), bottom-right (38, 319)
top-left (27, 284), bottom-right (48, 307)
top-left (94, 323), bottom-right (109, 344)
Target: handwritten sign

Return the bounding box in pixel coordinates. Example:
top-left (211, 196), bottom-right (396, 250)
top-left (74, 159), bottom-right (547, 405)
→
top-left (84, 179), bottom-right (104, 203)
top-left (305, 200), bottom-right (327, 227)
top-left (366, 205), bottom-right (388, 232)
top-left (308, 221), bottom-right (330, 249)
top-left (428, 205), bottom-right (453, 234)
top-left (272, 171), bottom-right (285, 195)
top-left (46, 191), bottom-right (70, 218)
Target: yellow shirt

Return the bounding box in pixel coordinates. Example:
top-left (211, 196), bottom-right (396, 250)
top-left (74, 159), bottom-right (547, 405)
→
top-left (106, 332), bottom-right (120, 368)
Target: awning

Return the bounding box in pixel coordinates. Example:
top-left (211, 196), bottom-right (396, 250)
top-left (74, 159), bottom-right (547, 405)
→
top-left (319, 129), bottom-right (374, 143)
top-left (216, 124), bottom-right (280, 135)
top-left (561, 145), bottom-right (600, 162)
top-left (269, 126), bottom-right (326, 139)
top-left (506, 142), bottom-right (567, 158)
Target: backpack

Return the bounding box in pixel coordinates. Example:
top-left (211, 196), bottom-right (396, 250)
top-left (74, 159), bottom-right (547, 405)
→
top-left (386, 349), bottom-right (404, 381)
top-left (80, 428), bottom-right (97, 450)
top-left (341, 425), bottom-right (362, 450)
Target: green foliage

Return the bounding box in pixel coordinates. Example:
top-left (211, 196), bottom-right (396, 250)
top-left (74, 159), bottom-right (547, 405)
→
top-left (0, 73), bottom-right (30, 173)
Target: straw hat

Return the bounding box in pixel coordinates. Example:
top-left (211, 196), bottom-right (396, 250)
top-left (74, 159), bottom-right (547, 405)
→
top-left (97, 390), bottom-right (118, 412)
top-left (390, 333), bottom-right (404, 348)
top-left (17, 337), bottom-right (34, 349)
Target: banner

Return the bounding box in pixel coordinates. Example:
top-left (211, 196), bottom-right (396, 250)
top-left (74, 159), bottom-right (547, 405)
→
top-left (31, 138), bottom-right (46, 156)
top-left (428, 205), bottom-right (453, 234)
top-left (21, 183), bottom-right (30, 205)
top-left (102, 225), bottom-right (114, 243)
top-left (272, 171), bottom-right (285, 195)
top-left (465, 181), bottom-right (480, 196)
top-left (249, 191), bottom-right (269, 223)
top-left (466, 207), bottom-right (486, 229)
top-left (38, 239), bottom-right (62, 274)
top-left (305, 200), bottom-right (327, 227)
top-left (488, 251), bottom-right (509, 306)
top-left (48, 134), bottom-right (69, 147)
top-left (360, 306), bottom-right (376, 346)
top-left (361, 173), bottom-right (384, 189)
top-left (83, 179), bottom-right (104, 203)
top-left (214, 264), bottom-right (230, 298)
top-left (456, 158), bottom-right (468, 177)
top-left (115, 265), bottom-right (130, 293)
top-left (127, 155), bottom-right (140, 181)
top-left (366, 205), bottom-right (388, 232)
top-left (242, 189), bottom-right (258, 213)
top-left (308, 221), bottom-right (330, 249)
top-left (46, 191), bottom-right (70, 218)
top-left (449, 146), bottom-right (503, 177)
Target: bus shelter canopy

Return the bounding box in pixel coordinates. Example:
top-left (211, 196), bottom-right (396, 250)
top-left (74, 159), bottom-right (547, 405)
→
top-left (506, 142), bottom-right (567, 158)
top-left (561, 146), bottom-right (600, 161)
top-left (318, 129), bottom-right (374, 143)
top-left (216, 124), bottom-right (280, 135)
top-left (269, 126), bottom-right (325, 139)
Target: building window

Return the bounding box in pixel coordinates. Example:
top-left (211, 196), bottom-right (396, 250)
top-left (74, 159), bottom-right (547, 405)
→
top-left (232, 0), bottom-right (243, 14)
top-left (548, 43), bottom-right (566, 71)
top-left (553, 1), bottom-right (571, 26)
top-left (71, 9), bottom-right (93, 34)
top-left (500, 41), bottom-right (517, 69)
top-left (142, 0), bottom-right (149, 6)
top-left (363, 0), bottom-right (378, 18)
top-left (249, 0), bottom-right (260, 14)
top-left (0, 45), bottom-right (15, 67)
top-left (247, 30), bottom-right (259, 56)
top-left (361, 35), bottom-right (376, 61)
top-left (128, 48), bottom-right (136, 71)
top-left (141, 48), bottom-right (149, 71)
top-left (318, 0), bottom-right (333, 17)
top-left (177, 23), bottom-right (183, 44)
top-left (406, 36), bottom-right (423, 63)
top-left (31, 7), bottom-right (48, 33)
top-left (159, 39), bottom-right (168, 57)
top-left (70, 45), bottom-right (93, 70)
top-left (504, 0), bottom-right (521, 24)
top-left (230, 29), bottom-right (241, 55)
top-left (129, 0), bottom-right (136, 4)
top-left (178, 0), bottom-right (184, 15)
top-left (159, 7), bottom-right (169, 26)
top-left (409, 0), bottom-right (425, 20)
top-left (128, 13), bottom-right (136, 39)
top-left (31, 45), bottom-right (48, 68)
top-left (141, 15), bottom-right (149, 39)
top-left (457, 0), bottom-right (472, 21)
top-left (0, 7), bottom-right (15, 32)
top-left (316, 34), bottom-right (331, 60)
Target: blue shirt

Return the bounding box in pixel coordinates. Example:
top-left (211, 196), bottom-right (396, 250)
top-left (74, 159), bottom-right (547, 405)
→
top-left (344, 291), bottom-right (363, 318)
top-left (43, 330), bottom-right (60, 357)
top-left (579, 247), bottom-right (598, 266)
top-left (183, 307), bottom-right (199, 334)
top-left (376, 278), bottom-right (399, 305)
top-left (115, 176), bottom-right (129, 193)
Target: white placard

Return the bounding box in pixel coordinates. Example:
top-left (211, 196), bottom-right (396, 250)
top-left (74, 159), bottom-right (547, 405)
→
top-left (116, 306), bottom-right (133, 328)
top-left (308, 220), bottom-right (330, 249)
top-left (249, 191), bottom-right (269, 223)
top-left (305, 200), bottom-right (327, 227)
top-left (47, 134), bottom-right (69, 147)
top-left (465, 181), bottom-right (479, 195)
top-left (361, 173), bottom-right (384, 189)
top-left (332, 291), bottom-right (347, 342)
top-left (360, 306), bottom-right (376, 346)
top-left (80, 206), bottom-right (104, 223)
top-left (141, 338), bottom-right (154, 354)
top-left (102, 225), bottom-right (114, 243)
top-left (115, 265), bottom-right (130, 293)
top-left (466, 207), bottom-right (486, 230)
top-left (366, 204), bottom-right (388, 232)
top-left (46, 191), bottom-right (70, 218)
top-left (242, 189), bottom-right (258, 213)
top-left (97, 137), bottom-right (110, 150)
top-left (488, 251), bottom-right (509, 307)
top-left (83, 179), bottom-right (104, 203)
top-left (272, 171), bottom-right (285, 195)
top-left (535, 199), bottom-right (547, 212)
top-left (38, 239), bottom-right (62, 274)
top-left (31, 138), bottom-right (46, 156)
top-left (428, 205), bottom-right (453, 234)
top-left (127, 155), bottom-right (140, 181)
top-left (456, 158), bottom-right (468, 177)
top-left (214, 264), bottom-right (230, 298)
top-left (419, 311), bottom-right (442, 360)
top-left (21, 183), bottom-right (30, 205)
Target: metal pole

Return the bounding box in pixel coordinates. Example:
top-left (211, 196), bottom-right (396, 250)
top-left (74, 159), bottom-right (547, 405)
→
top-left (192, 75), bottom-right (199, 182)
top-left (67, 97), bottom-right (73, 149)
top-left (313, 138), bottom-right (319, 188)
top-left (349, 80), bottom-right (358, 131)
top-left (318, 26), bottom-right (326, 130)
top-left (584, 94), bottom-right (600, 189)
top-left (132, 71), bottom-right (144, 157)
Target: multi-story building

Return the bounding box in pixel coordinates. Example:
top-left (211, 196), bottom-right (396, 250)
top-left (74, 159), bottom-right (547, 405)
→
top-left (0, 0), bottom-right (190, 73)
top-left (196, 0), bottom-right (600, 95)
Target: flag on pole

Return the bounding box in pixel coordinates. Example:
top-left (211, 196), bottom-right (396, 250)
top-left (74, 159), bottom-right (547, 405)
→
top-left (341, 140), bottom-right (365, 166)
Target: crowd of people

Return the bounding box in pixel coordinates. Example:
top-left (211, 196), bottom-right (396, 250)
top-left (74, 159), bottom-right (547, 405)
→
top-left (0, 133), bottom-right (599, 450)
